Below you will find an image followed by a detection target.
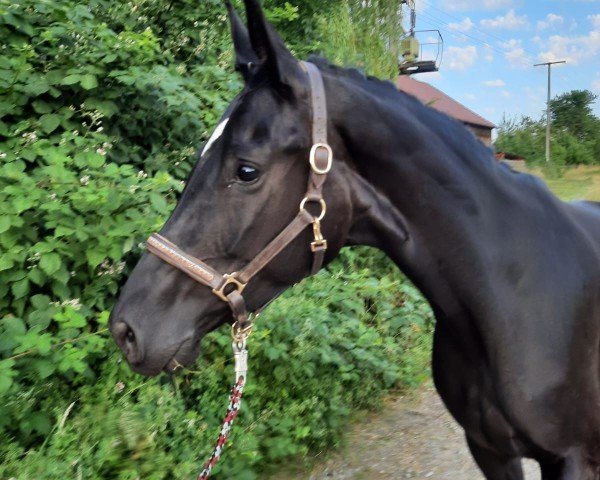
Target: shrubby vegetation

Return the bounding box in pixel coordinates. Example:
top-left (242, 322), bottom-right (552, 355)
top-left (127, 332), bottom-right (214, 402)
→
top-left (495, 90), bottom-right (600, 167)
top-left (0, 0), bottom-right (428, 477)
top-left (2, 250), bottom-right (432, 478)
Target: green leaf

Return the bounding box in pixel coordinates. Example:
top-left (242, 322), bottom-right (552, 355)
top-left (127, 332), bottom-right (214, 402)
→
top-left (54, 267), bottom-right (69, 284)
top-left (150, 193), bottom-right (168, 213)
top-left (61, 74), bottom-right (81, 85)
top-left (0, 216), bottom-right (10, 234)
top-left (13, 196), bottom-right (34, 213)
top-left (2, 317), bottom-right (26, 336)
top-left (20, 147), bottom-right (37, 162)
top-left (97, 311), bottom-right (110, 325)
top-left (32, 100), bottom-right (53, 114)
top-left (31, 359), bottom-right (56, 379)
top-left (63, 312), bottom-right (87, 328)
top-left (122, 237), bottom-right (134, 253)
top-left (27, 309), bottom-right (54, 330)
top-left (84, 98), bottom-right (118, 117)
top-left (46, 69), bottom-right (67, 86)
top-left (29, 412), bottom-right (52, 435)
top-left (40, 113), bottom-right (61, 133)
top-left (0, 373), bottom-right (13, 395)
top-left (87, 152), bottom-right (105, 168)
top-left (80, 74), bottom-right (98, 90)
top-left (0, 256), bottom-right (14, 272)
top-left (31, 294), bottom-right (50, 310)
top-left (39, 253), bottom-right (61, 275)
top-left (55, 226), bottom-right (75, 237)
top-left (28, 268), bottom-right (45, 286)
top-left (23, 80), bottom-right (50, 96)
top-left (11, 278), bottom-right (29, 299)
top-left (86, 250), bottom-right (105, 268)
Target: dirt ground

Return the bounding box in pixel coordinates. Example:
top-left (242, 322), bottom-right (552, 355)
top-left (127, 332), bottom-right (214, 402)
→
top-left (273, 384), bottom-right (541, 480)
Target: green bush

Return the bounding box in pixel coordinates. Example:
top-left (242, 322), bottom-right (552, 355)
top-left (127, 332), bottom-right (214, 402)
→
top-left (0, 0), bottom-right (430, 477)
top-left (0, 0), bottom-right (236, 443)
top-left (1, 248), bottom-right (433, 479)
top-left (495, 90), bottom-right (600, 167)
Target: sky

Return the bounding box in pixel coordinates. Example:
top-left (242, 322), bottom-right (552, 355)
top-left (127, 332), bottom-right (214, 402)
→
top-left (406, 0), bottom-right (600, 128)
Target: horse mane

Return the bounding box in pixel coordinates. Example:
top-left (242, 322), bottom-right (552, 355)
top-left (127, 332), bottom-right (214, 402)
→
top-left (307, 56), bottom-right (406, 102)
top-left (307, 56), bottom-right (501, 171)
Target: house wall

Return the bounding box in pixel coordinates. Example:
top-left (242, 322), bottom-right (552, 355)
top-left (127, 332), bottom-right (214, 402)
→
top-left (465, 124), bottom-right (492, 146)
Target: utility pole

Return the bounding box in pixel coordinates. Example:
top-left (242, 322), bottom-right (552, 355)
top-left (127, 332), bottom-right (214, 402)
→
top-left (534, 60), bottom-right (566, 163)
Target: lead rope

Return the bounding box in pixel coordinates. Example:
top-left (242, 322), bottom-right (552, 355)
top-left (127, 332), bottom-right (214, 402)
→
top-left (197, 324), bottom-right (251, 480)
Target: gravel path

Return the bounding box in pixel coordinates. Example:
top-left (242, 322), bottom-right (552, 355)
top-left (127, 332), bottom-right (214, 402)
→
top-left (302, 385), bottom-right (540, 479)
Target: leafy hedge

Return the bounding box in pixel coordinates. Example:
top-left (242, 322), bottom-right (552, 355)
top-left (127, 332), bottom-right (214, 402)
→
top-left (1, 250), bottom-right (432, 478)
top-left (0, 0), bottom-right (430, 478)
top-left (0, 0), bottom-right (238, 430)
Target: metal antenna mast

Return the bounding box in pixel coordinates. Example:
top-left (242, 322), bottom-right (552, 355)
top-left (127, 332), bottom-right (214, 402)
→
top-left (534, 60), bottom-right (566, 163)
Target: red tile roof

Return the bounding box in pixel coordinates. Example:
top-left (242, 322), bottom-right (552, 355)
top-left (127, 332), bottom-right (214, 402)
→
top-left (396, 76), bottom-right (496, 129)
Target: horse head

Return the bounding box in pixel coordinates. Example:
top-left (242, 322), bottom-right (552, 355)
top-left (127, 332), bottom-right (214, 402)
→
top-left (109, 0), bottom-right (358, 376)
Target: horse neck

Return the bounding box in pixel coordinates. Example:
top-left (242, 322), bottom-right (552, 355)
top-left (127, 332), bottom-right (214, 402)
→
top-left (329, 74), bottom-right (510, 316)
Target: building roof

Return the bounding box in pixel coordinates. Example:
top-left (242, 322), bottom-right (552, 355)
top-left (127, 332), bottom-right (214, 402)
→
top-left (396, 76), bottom-right (496, 129)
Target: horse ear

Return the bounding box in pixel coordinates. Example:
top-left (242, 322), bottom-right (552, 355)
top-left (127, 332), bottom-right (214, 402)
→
top-left (242, 0), bottom-right (304, 93)
top-left (225, 0), bottom-right (258, 82)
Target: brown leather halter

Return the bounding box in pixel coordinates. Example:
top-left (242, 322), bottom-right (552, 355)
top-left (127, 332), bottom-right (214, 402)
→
top-left (146, 61), bottom-right (332, 337)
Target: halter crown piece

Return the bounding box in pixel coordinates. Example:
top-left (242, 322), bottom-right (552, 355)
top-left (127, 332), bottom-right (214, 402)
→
top-left (145, 61), bottom-right (332, 479)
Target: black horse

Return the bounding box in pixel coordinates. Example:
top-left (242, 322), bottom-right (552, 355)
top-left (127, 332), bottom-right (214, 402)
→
top-left (109, 1), bottom-right (600, 478)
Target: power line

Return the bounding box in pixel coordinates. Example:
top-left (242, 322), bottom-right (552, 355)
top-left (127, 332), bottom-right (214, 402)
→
top-left (417, 0), bottom-right (540, 58)
top-left (415, 3), bottom-right (581, 89)
top-left (417, 13), bottom-right (508, 56)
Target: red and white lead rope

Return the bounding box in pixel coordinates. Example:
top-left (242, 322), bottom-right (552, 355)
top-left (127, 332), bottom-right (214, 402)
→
top-left (197, 376), bottom-right (246, 479)
top-left (197, 338), bottom-right (249, 480)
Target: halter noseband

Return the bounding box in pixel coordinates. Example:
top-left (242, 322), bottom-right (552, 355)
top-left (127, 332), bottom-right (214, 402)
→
top-left (146, 61), bottom-right (332, 336)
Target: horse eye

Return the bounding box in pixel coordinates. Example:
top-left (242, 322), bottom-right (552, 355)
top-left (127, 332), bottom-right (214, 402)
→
top-left (237, 164), bottom-right (259, 182)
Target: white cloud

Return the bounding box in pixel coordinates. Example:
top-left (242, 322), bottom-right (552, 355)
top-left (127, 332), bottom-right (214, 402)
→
top-left (481, 9), bottom-right (529, 30)
top-left (445, 45), bottom-right (478, 71)
top-left (500, 39), bottom-right (531, 68)
top-left (449, 17), bottom-right (475, 32)
top-left (537, 16), bottom-right (600, 65)
top-left (537, 13), bottom-right (564, 31)
top-left (446, 0), bottom-right (514, 11)
top-left (485, 79), bottom-right (506, 87)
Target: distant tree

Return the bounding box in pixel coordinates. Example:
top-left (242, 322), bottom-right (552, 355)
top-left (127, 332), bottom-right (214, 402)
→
top-left (550, 90), bottom-right (599, 140)
top-left (495, 115), bottom-right (546, 162)
top-left (495, 89), bottom-right (600, 166)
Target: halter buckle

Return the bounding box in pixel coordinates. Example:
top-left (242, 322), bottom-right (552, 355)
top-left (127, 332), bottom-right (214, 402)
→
top-left (309, 143), bottom-right (333, 174)
top-left (213, 273), bottom-right (247, 303)
top-left (310, 218), bottom-right (328, 252)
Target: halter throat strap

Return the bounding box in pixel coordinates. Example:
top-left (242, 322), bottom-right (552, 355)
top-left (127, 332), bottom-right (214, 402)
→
top-left (146, 61), bottom-right (331, 332)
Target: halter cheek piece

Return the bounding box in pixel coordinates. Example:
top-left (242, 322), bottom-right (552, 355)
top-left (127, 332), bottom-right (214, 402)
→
top-left (146, 61), bottom-right (332, 338)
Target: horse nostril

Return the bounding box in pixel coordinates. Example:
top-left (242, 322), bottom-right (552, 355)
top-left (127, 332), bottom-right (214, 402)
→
top-left (112, 321), bottom-right (142, 364)
top-left (125, 327), bottom-right (135, 345)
